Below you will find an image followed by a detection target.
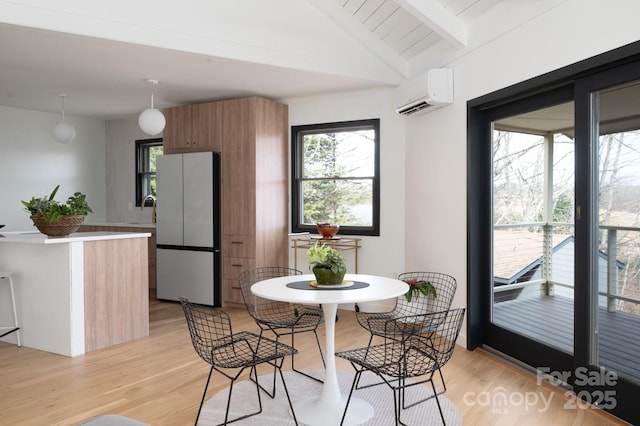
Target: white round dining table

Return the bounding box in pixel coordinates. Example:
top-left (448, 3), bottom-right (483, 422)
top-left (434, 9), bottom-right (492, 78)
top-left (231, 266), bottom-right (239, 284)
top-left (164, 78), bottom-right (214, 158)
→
top-left (251, 273), bottom-right (409, 426)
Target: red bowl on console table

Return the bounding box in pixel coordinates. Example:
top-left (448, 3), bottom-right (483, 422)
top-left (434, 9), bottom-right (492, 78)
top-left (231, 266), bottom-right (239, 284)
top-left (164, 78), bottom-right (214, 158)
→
top-left (316, 222), bottom-right (340, 238)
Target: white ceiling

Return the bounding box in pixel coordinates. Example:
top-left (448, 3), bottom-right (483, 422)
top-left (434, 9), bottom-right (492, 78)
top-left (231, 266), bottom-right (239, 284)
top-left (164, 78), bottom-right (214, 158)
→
top-left (0, 0), bottom-right (503, 121)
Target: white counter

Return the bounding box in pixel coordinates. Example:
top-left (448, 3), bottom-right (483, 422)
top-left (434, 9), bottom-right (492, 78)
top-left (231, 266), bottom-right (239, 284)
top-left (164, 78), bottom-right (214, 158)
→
top-left (0, 230), bottom-right (151, 244)
top-left (0, 231), bottom-right (151, 356)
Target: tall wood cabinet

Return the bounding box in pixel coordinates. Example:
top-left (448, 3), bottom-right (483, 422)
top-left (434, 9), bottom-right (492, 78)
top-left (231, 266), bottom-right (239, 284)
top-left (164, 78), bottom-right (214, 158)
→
top-left (221, 97), bottom-right (289, 306)
top-left (163, 96), bottom-right (288, 307)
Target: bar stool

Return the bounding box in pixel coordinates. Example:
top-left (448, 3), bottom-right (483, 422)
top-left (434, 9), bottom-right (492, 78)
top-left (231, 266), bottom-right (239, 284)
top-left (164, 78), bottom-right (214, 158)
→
top-left (0, 272), bottom-right (21, 347)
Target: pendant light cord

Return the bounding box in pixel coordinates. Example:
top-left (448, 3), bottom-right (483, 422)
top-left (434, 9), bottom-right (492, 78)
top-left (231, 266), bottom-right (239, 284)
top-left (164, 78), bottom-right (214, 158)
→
top-left (59, 94), bottom-right (66, 121)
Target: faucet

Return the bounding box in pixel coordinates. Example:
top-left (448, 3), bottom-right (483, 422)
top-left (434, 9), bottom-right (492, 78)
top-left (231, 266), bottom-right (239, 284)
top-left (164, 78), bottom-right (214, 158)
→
top-left (141, 194), bottom-right (157, 224)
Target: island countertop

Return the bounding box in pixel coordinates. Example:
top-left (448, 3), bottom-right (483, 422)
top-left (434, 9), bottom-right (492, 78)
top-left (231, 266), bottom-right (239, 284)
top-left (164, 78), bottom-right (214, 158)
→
top-left (0, 230), bottom-right (151, 244)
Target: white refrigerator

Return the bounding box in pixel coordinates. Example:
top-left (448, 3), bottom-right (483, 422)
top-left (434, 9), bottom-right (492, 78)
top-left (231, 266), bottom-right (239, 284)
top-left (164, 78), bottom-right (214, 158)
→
top-left (156, 152), bottom-right (221, 306)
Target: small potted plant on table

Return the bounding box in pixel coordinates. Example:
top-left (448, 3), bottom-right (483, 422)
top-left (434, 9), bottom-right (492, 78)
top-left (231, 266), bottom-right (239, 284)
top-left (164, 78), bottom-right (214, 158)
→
top-left (22, 184), bottom-right (93, 237)
top-left (307, 242), bottom-right (347, 285)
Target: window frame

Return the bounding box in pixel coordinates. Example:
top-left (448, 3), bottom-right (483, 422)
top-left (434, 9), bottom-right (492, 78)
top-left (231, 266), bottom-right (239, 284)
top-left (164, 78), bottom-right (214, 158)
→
top-left (290, 118), bottom-right (380, 236)
top-left (135, 138), bottom-right (163, 207)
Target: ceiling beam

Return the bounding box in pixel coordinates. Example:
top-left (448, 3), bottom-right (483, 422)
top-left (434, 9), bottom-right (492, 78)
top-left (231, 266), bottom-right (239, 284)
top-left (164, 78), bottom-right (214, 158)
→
top-left (395, 0), bottom-right (468, 49)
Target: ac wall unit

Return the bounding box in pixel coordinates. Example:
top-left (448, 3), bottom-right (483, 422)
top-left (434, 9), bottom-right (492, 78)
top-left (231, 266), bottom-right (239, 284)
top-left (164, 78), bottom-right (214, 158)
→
top-left (395, 68), bottom-right (454, 116)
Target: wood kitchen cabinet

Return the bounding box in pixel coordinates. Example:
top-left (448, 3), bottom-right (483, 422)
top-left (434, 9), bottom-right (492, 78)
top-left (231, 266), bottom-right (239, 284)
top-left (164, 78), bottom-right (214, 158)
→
top-left (221, 97), bottom-right (289, 307)
top-left (163, 102), bottom-right (223, 153)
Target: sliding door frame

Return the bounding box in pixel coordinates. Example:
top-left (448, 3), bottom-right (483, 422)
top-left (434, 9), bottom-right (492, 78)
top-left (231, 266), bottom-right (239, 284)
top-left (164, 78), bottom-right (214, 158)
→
top-left (574, 59), bottom-right (640, 424)
top-left (468, 40), bottom-right (640, 424)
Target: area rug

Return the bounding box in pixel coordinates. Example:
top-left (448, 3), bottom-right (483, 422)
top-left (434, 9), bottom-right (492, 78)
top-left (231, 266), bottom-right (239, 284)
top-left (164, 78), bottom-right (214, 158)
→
top-left (76, 415), bottom-right (149, 425)
top-left (198, 369), bottom-right (462, 425)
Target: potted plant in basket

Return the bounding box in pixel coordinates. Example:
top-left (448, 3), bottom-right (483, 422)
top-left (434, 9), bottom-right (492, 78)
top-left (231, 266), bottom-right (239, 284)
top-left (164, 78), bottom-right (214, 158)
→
top-left (307, 242), bottom-right (347, 285)
top-left (22, 184), bottom-right (93, 237)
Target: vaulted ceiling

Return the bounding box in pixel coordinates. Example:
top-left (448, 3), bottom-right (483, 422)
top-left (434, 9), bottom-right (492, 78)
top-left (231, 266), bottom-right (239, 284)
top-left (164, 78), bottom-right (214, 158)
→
top-left (0, 0), bottom-right (505, 120)
top-left (329, 0), bottom-right (500, 59)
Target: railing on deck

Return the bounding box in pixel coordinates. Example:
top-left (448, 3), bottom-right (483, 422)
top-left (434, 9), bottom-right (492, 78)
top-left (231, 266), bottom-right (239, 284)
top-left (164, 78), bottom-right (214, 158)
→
top-left (600, 225), bottom-right (640, 311)
top-left (493, 223), bottom-right (640, 313)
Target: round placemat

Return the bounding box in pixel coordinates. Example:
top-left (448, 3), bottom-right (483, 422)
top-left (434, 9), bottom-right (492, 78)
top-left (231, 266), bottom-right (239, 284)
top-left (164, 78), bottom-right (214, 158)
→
top-left (286, 280), bottom-right (370, 291)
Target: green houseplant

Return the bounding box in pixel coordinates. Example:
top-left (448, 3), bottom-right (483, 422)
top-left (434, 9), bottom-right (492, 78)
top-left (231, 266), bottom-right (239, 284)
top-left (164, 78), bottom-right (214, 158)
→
top-left (307, 242), bottom-right (347, 285)
top-left (22, 184), bottom-right (93, 236)
top-left (403, 277), bottom-right (437, 302)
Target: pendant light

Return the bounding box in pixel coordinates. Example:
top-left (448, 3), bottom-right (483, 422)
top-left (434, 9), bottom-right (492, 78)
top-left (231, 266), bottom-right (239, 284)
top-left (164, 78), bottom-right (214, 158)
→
top-left (52, 93), bottom-right (76, 144)
top-left (138, 79), bottom-right (166, 136)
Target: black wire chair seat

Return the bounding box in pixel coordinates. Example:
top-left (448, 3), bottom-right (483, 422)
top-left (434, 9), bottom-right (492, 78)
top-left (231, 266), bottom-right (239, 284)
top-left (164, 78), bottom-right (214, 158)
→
top-left (238, 267), bottom-right (325, 396)
top-left (338, 339), bottom-right (440, 379)
top-left (199, 331), bottom-right (295, 369)
top-left (253, 304), bottom-right (323, 330)
top-left (180, 298), bottom-right (299, 426)
top-left (357, 313), bottom-right (442, 339)
top-left (336, 308), bottom-right (466, 426)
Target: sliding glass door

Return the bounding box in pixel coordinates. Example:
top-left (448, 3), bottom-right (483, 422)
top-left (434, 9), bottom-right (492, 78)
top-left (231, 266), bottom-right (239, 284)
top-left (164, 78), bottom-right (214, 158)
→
top-left (570, 77), bottom-right (640, 419)
top-left (468, 48), bottom-right (640, 424)
top-left (591, 81), bottom-right (640, 384)
top-left (491, 101), bottom-right (576, 355)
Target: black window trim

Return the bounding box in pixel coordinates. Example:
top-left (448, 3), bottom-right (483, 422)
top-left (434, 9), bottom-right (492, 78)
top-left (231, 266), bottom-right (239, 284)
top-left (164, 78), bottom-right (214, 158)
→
top-left (291, 118), bottom-right (380, 236)
top-left (135, 137), bottom-right (162, 207)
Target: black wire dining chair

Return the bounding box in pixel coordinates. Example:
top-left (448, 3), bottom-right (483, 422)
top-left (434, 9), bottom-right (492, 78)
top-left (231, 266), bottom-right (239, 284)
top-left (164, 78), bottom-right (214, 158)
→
top-left (180, 297), bottom-right (298, 426)
top-left (238, 267), bottom-right (325, 397)
top-left (336, 307), bottom-right (466, 426)
top-left (354, 271), bottom-right (457, 393)
top-left (356, 272), bottom-right (457, 340)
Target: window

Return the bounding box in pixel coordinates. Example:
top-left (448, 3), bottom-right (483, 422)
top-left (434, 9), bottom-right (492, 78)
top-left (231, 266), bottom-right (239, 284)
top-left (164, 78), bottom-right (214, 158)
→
top-left (291, 119), bottom-right (380, 236)
top-left (135, 138), bottom-right (163, 207)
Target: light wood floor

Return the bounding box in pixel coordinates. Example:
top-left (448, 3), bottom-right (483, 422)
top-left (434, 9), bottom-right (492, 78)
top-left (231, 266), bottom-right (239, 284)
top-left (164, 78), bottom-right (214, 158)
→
top-left (0, 295), bottom-right (627, 426)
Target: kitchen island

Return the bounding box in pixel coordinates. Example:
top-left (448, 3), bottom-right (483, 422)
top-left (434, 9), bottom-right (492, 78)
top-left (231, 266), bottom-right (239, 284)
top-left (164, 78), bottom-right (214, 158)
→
top-left (79, 222), bottom-right (157, 290)
top-left (0, 231), bottom-right (151, 356)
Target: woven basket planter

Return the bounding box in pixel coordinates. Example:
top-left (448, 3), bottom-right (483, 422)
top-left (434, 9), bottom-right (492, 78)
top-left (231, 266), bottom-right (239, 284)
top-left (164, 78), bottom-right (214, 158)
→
top-left (312, 266), bottom-right (346, 285)
top-left (30, 214), bottom-right (85, 237)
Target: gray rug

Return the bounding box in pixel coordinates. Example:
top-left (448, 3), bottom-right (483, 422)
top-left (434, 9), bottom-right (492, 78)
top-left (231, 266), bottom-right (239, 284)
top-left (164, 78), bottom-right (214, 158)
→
top-left (199, 369), bottom-right (462, 425)
top-left (76, 415), bottom-right (149, 425)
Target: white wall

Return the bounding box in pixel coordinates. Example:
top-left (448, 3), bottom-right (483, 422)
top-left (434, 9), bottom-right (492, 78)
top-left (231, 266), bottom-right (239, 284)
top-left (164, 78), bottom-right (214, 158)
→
top-left (103, 116), bottom-right (161, 224)
top-left (285, 87), bottom-right (406, 311)
top-left (0, 105), bottom-right (106, 231)
top-left (403, 0), bottom-right (640, 346)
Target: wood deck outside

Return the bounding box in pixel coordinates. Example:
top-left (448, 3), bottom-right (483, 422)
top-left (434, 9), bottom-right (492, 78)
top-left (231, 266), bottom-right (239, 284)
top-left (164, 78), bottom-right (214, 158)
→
top-left (493, 295), bottom-right (640, 381)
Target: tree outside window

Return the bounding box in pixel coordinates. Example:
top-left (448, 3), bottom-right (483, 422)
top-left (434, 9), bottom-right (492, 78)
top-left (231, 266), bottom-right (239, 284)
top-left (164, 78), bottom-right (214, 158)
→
top-left (291, 119), bottom-right (380, 236)
top-left (135, 138), bottom-right (163, 206)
